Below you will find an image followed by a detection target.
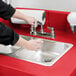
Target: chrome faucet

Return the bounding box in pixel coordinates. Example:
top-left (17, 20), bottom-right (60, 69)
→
top-left (30, 21), bottom-right (56, 39)
top-left (30, 25), bottom-right (37, 35)
top-left (30, 21), bottom-right (43, 35)
top-left (50, 27), bottom-right (55, 39)
top-left (47, 26), bottom-right (56, 39)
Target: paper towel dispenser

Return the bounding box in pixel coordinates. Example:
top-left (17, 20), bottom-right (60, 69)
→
top-left (11, 9), bottom-right (45, 25)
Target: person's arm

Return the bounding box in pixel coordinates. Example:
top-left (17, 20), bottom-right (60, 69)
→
top-left (15, 37), bottom-right (43, 51)
top-left (12, 10), bottom-right (37, 26)
top-left (0, 0), bottom-right (42, 50)
top-left (0, 22), bottom-right (19, 45)
top-left (0, 0), bottom-right (37, 26)
top-left (0, 23), bottom-right (42, 51)
top-left (0, 0), bottom-right (16, 20)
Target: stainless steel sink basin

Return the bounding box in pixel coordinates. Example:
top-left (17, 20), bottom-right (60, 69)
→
top-left (7, 35), bottom-right (73, 66)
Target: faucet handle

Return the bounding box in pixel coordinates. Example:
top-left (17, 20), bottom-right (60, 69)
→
top-left (50, 27), bottom-right (56, 39)
top-left (47, 26), bottom-right (56, 38)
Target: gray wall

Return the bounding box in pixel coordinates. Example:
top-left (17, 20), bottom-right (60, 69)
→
top-left (5, 0), bottom-right (76, 12)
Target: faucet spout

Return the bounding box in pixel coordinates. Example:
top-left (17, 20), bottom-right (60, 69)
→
top-left (30, 25), bottom-right (37, 35)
